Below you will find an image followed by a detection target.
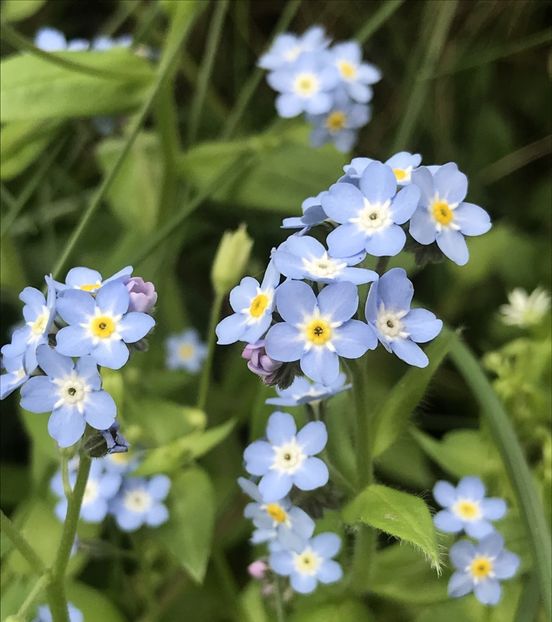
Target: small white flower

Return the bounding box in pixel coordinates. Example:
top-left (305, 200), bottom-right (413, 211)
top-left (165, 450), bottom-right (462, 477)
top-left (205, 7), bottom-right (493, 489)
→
top-left (499, 287), bottom-right (550, 328)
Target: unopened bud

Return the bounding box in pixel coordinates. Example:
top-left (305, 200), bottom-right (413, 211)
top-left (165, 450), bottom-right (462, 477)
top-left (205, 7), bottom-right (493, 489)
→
top-left (211, 225), bottom-right (253, 295)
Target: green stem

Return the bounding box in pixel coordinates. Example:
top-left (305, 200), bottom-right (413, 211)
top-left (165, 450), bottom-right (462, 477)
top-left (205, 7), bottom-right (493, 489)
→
top-left (212, 550), bottom-right (242, 622)
top-left (449, 335), bottom-right (552, 620)
top-left (273, 576), bottom-right (286, 622)
top-left (514, 574), bottom-right (541, 622)
top-left (196, 292), bottom-right (224, 412)
top-left (16, 573), bottom-right (51, 620)
top-left (0, 510), bottom-right (46, 575)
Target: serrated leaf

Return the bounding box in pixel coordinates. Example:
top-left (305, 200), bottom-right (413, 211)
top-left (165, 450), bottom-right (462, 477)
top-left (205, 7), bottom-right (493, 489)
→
top-left (343, 484), bottom-right (441, 570)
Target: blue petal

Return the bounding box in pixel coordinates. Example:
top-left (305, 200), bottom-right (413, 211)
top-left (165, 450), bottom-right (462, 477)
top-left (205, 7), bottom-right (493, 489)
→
top-left (119, 312), bottom-right (155, 343)
top-left (311, 532), bottom-right (341, 558)
top-left (48, 406), bottom-right (86, 448)
top-left (276, 280), bottom-right (317, 324)
top-left (433, 510), bottom-right (462, 533)
top-left (36, 345), bottom-right (74, 379)
top-left (390, 184), bottom-right (420, 224)
top-left (364, 279), bottom-right (379, 323)
top-left (261, 260), bottom-right (281, 290)
top-left (57, 290), bottom-right (95, 325)
top-left (359, 162), bottom-right (396, 203)
top-left (91, 340), bottom-right (129, 370)
top-left (465, 519), bottom-right (495, 539)
top-left (403, 308), bottom-right (442, 343)
top-left (454, 202), bottom-right (492, 236)
top-left (103, 265), bottom-right (133, 285)
top-left (474, 579), bottom-right (501, 605)
top-left (273, 249), bottom-right (306, 279)
top-left (448, 571), bottom-right (474, 598)
top-left (75, 356), bottom-right (101, 390)
top-left (244, 441), bottom-right (273, 476)
top-left (481, 498), bottom-right (507, 520)
top-left (296, 421), bottom-right (327, 455)
top-left (317, 281), bottom-right (358, 322)
top-left (318, 560), bottom-right (343, 584)
top-left (98, 473), bottom-right (122, 498)
top-left (327, 223), bottom-right (367, 257)
top-left (266, 411), bottom-right (297, 445)
top-left (146, 503), bottom-right (169, 526)
top-left (290, 572), bottom-right (317, 593)
top-left (494, 551), bottom-right (520, 579)
top-left (436, 229), bottom-right (469, 266)
top-left (20, 376), bottom-right (56, 413)
top-left (64, 267), bottom-right (102, 288)
top-left (409, 207), bottom-right (437, 245)
top-left (304, 92), bottom-right (332, 115)
top-left (390, 339), bottom-right (428, 367)
top-left (114, 507), bottom-right (143, 531)
top-left (259, 470), bottom-right (293, 502)
top-left (378, 268), bottom-right (413, 311)
top-left (288, 507), bottom-right (315, 538)
top-left (477, 532), bottom-right (504, 557)
top-left (265, 323), bottom-right (304, 362)
top-left (241, 313), bottom-right (273, 343)
top-left (339, 267), bottom-right (378, 285)
top-left (229, 277), bottom-right (259, 312)
top-left (269, 551), bottom-right (293, 576)
top-left (56, 326), bottom-right (93, 357)
top-left (81, 498), bottom-right (108, 523)
top-left (238, 477), bottom-right (263, 503)
top-left (457, 476), bottom-right (485, 500)
top-left (434, 163), bottom-right (467, 205)
top-left (293, 457), bottom-right (329, 491)
top-left (300, 348), bottom-right (339, 384)
top-left (449, 540), bottom-right (476, 569)
top-left (96, 282), bottom-right (129, 316)
top-left (433, 480), bottom-right (456, 507)
top-left (321, 183), bottom-right (364, 223)
top-left (216, 313), bottom-right (248, 345)
top-left (84, 391), bottom-right (116, 429)
top-left (19, 286), bottom-right (45, 310)
top-left (410, 167), bottom-right (435, 205)
top-left (364, 224), bottom-right (406, 257)
top-left (333, 320), bottom-right (377, 357)
top-left (276, 93), bottom-right (304, 118)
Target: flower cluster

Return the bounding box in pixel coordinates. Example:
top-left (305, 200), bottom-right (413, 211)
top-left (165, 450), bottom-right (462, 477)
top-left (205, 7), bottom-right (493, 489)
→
top-left (239, 412), bottom-right (342, 594)
top-left (51, 449), bottom-right (170, 532)
top-left (0, 267), bottom-right (156, 448)
top-left (433, 476), bottom-right (520, 605)
top-left (258, 26), bottom-right (381, 152)
top-left (35, 27), bottom-right (133, 53)
top-left (165, 328), bottom-right (207, 373)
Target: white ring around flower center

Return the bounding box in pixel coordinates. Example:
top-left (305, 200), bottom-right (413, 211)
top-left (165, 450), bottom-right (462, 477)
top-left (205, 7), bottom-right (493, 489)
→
top-left (53, 372), bottom-right (90, 412)
top-left (376, 305), bottom-right (409, 341)
top-left (452, 498), bottom-right (482, 522)
top-left (293, 547), bottom-right (322, 576)
top-left (302, 252), bottom-right (347, 279)
top-left (293, 72), bottom-right (320, 98)
top-left (351, 198), bottom-right (393, 234)
top-left (272, 439), bottom-right (306, 474)
top-left (124, 488), bottom-right (152, 513)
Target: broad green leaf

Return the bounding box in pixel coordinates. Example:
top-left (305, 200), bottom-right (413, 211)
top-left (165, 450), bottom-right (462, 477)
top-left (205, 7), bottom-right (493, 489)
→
top-left (134, 419), bottom-right (236, 475)
top-left (1, 50), bottom-right (153, 123)
top-left (67, 581), bottom-right (125, 622)
top-left (152, 468), bottom-right (215, 583)
top-left (290, 599), bottom-right (373, 622)
top-left (372, 330), bottom-right (455, 457)
top-left (240, 582), bottom-right (269, 622)
top-left (2, 0), bottom-right (45, 21)
top-left (343, 483), bottom-right (441, 569)
top-left (376, 434), bottom-right (434, 489)
top-left (412, 428), bottom-right (500, 478)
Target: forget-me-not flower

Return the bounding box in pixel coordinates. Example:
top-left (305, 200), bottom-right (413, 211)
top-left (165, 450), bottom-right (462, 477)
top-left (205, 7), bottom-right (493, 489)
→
top-left (216, 261), bottom-right (280, 345)
top-left (323, 161), bottom-right (421, 257)
top-left (35, 28), bottom-right (88, 52)
top-left (258, 26), bottom-right (329, 71)
top-left (110, 475), bottom-right (170, 531)
top-left (342, 152), bottom-right (422, 186)
top-left (53, 265), bottom-right (132, 293)
top-left (238, 477), bottom-right (315, 551)
top-left (265, 281), bottom-right (376, 384)
top-left (243, 411), bottom-right (329, 502)
top-left (448, 532), bottom-right (520, 605)
top-left (267, 52), bottom-right (339, 118)
top-left (34, 602), bottom-right (84, 622)
top-left (331, 41), bottom-right (381, 103)
top-left (409, 163), bottom-right (491, 266)
top-left (166, 329), bottom-right (207, 372)
top-left (0, 354), bottom-right (29, 400)
top-left (103, 450), bottom-right (138, 475)
top-left (269, 532), bottom-right (343, 594)
top-left (273, 235), bottom-right (377, 285)
top-left (433, 476), bottom-right (507, 539)
top-left (20, 345), bottom-right (117, 448)
top-left (281, 191), bottom-right (329, 234)
top-left (55, 281), bottom-right (155, 370)
top-left (266, 373), bottom-right (351, 407)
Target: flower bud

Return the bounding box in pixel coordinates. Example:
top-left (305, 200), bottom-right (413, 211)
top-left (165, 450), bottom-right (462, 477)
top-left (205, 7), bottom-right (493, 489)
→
top-left (211, 225), bottom-right (253, 295)
top-left (126, 276), bottom-right (157, 313)
top-left (248, 560), bottom-right (268, 580)
top-left (242, 340), bottom-right (283, 385)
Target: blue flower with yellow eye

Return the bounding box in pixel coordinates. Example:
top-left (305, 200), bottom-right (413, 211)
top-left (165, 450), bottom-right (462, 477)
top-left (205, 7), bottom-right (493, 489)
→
top-left (265, 280), bottom-right (376, 384)
top-left (34, 27), bottom-right (88, 52)
top-left (266, 373), bottom-right (351, 407)
top-left (216, 261), bottom-right (280, 345)
top-left (110, 475), bottom-right (170, 531)
top-left (0, 354), bottom-right (29, 400)
top-left (281, 191), bottom-right (329, 234)
top-left (331, 41), bottom-right (381, 103)
top-left (342, 152), bottom-right (422, 186)
top-left (166, 329), bottom-right (207, 372)
top-left (258, 26), bottom-right (329, 71)
top-left (53, 265), bottom-right (132, 293)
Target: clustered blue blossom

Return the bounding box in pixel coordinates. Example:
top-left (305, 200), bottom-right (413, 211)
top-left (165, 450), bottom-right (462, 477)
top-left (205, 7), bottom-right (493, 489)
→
top-left (35, 27), bottom-right (133, 53)
top-left (259, 26), bottom-right (380, 152)
top-left (239, 412), bottom-right (343, 594)
top-left (433, 476), bottom-right (520, 605)
top-left (165, 328), bottom-right (207, 373)
top-left (0, 267), bottom-right (156, 448)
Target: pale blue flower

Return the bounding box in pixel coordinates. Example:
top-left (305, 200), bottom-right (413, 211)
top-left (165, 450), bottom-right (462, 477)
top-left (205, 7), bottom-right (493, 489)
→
top-left (266, 373), bottom-right (351, 407)
top-left (323, 162), bottom-right (421, 257)
top-left (110, 475), bottom-right (170, 531)
top-left (243, 411), bottom-right (329, 502)
top-left (273, 235), bottom-right (377, 284)
top-left (166, 329), bottom-right (207, 372)
top-left (20, 345), bottom-right (117, 448)
top-left (92, 35), bottom-right (133, 51)
top-left (331, 41), bottom-right (381, 103)
top-left (102, 450), bottom-right (139, 475)
top-left (409, 163), bottom-right (492, 266)
top-left (238, 478), bottom-right (315, 551)
top-left (365, 268), bottom-right (442, 368)
top-left (53, 265), bottom-right (132, 293)
top-left (216, 261), bottom-right (280, 345)
top-left (281, 191), bottom-right (329, 234)
top-left (267, 52), bottom-right (339, 118)
top-left (258, 26), bottom-right (329, 71)
top-left (55, 281), bottom-right (155, 370)
top-left (265, 281), bottom-right (376, 384)
top-left (433, 476), bottom-right (507, 539)
top-left (0, 354), bottom-right (29, 400)
top-left (448, 533), bottom-right (520, 605)
top-left (34, 28), bottom-right (88, 52)
top-left (34, 602), bottom-right (83, 622)
top-left (342, 152), bottom-right (422, 186)
top-left (269, 532), bottom-right (343, 593)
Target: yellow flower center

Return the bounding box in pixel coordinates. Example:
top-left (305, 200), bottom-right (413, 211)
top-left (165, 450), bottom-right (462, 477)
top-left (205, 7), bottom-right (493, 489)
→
top-left (293, 549), bottom-right (322, 576)
top-left (432, 199), bottom-right (454, 225)
top-left (325, 111), bottom-right (347, 133)
top-left (265, 503), bottom-right (288, 524)
top-left (304, 318), bottom-right (332, 345)
top-left (338, 60), bottom-right (357, 80)
top-left (179, 344), bottom-right (195, 360)
top-left (91, 316), bottom-right (116, 338)
top-left (249, 294), bottom-right (269, 318)
top-left (30, 313), bottom-right (49, 336)
top-left (294, 73), bottom-right (319, 97)
top-left (393, 168), bottom-right (408, 182)
top-left (79, 283), bottom-right (100, 292)
top-left (470, 556), bottom-right (493, 580)
top-left (454, 499), bottom-right (481, 521)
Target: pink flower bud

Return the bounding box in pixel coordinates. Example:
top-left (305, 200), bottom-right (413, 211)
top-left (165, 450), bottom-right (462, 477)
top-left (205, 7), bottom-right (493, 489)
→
top-left (126, 277), bottom-right (157, 313)
top-left (248, 560), bottom-right (268, 580)
top-left (242, 341), bottom-right (283, 384)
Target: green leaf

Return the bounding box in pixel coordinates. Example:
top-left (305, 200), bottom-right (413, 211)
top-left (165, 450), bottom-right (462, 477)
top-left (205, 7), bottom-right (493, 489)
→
top-left (2, 0), bottom-right (45, 22)
top-left (19, 409), bottom-right (58, 484)
top-left (134, 419), bottom-right (236, 476)
top-left (152, 468), bottom-right (215, 583)
top-left (67, 581), bottom-right (125, 622)
top-left (239, 582), bottom-right (269, 622)
top-left (1, 50), bottom-right (153, 123)
top-left (343, 483), bottom-right (441, 570)
top-left (0, 236), bottom-right (27, 293)
top-left (372, 330), bottom-right (455, 457)
top-left (412, 428), bottom-right (501, 478)
top-left (376, 434), bottom-right (434, 489)
top-left (290, 599), bottom-right (373, 622)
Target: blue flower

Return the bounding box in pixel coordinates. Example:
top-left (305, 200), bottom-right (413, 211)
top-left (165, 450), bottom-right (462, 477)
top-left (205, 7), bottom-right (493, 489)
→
top-left (1, 279), bottom-right (56, 373)
top-left (365, 268), bottom-right (442, 368)
top-left (266, 373), bottom-right (351, 407)
top-left (166, 329), bottom-right (207, 372)
top-left (0, 354), bottom-right (29, 400)
top-left (55, 281), bottom-right (155, 370)
top-left (20, 345), bottom-right (117, 448)
top-left (265, 281), bottom-right (376, 384)
top-left (51, 460), bottom-right (121, 523)
top-left (216, 261), bottom-right (280, 345)
top-left (433, 476), bottom-right (507, 539)
top-left (53, 265), bottom-right (132, 293)
top-left (34, 602), bottom-right (83, 622)
top-left (308, 90), bottom-right (371, 152)
top-left (267, 52), bottom-right (339, 118)
top-left (273, 235), bottom-right (377, 285)
top-left (331, 41), bottom-right (381, 103)
top-left (281, 191), bottom-right (329, 234)
top-left (269, 532), bottom-right (343, 593)
top-left (409, 163), bottom-right (492, 266)
top-left (448, 533), bottom-right (520, 605)
top-left (342, 152), bottom-right (422, 185)
top-left (258, 26), bottom-right (329, 71)
top-left (102, 450), bottom-right (139, 475)
top-left (238, 478), bottom-right (315, 551)
top-left (34, 28), bottom-right (88, 52)
top-left (92, 35), bottom-right (133, 51)
top-left (243, 411), bottom-right (328, 502)
top-left (323, 162), bottom-right (421, 257)
top-left (110, 475), bottom-right (170, 531)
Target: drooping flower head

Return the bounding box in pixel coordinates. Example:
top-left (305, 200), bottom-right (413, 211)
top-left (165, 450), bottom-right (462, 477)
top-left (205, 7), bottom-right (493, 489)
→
top-left (0, 354), bottom-right (29, 400)
top-left (266, 372), bottom-right (351, 407)
top-left (331, 41), bottom-right (381, 103)
top-left (258, 26), bottom-right (329, 71)
top-left (433, 476), bottom-right (507, 539)
top-left (365, 268), bottom-right (442, 368)
top-left (110, 475), bottom-right (170, 531)
top-left (243, 411), bottom-right (329, 502)
top-left (166, 329), bottom-right (207, 372)
top-left (448, 533), bottom-right (520, 605)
